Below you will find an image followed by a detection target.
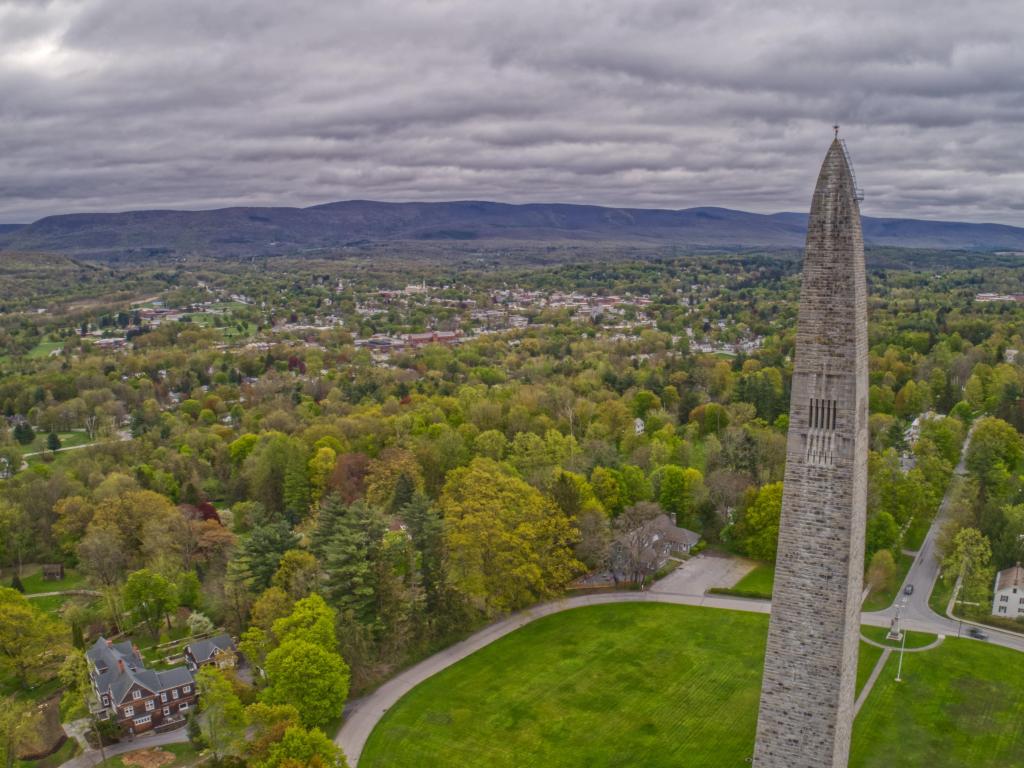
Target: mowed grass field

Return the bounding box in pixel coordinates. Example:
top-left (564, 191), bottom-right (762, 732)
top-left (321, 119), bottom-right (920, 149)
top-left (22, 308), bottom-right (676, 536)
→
top-left (850, 638), bottom-right (1024, 767)
top-left (362, 603), bottom-right (766, 767)
top-left (361, 604), bottom-right (1024, 768)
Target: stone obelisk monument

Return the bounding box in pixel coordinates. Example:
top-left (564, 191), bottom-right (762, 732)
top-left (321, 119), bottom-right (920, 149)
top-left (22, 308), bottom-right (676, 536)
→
top-left (752, 136), bottom-right (868, 768)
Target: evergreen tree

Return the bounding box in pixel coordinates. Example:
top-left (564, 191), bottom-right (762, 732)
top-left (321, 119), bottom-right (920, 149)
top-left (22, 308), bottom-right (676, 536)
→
top-left (389, 473), bottom-right (416, 515)
top-left (240, 522), bottom-right (300, 591)
top-left (46, 431), bottom-right (61, 452)
top-left (12, 423), bottom-right (34, 446)
top-left (283, 449), bottom-right (311, 523)
top-left (399, 493), bottom-right (447, 616)
top-left (322, 501), bottom-right (385, 622)
top-left (311, 494), bottom-right (346, 558)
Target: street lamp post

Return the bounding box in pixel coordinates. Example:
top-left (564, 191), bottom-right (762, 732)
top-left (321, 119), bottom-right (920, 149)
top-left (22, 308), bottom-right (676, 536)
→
top-left (895, 628), bottom-right (907, 682)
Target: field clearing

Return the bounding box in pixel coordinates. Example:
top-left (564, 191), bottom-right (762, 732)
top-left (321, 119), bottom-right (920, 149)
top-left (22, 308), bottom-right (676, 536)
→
top-left (362, 603), bottom-right (1024, 768)
top-left (20, 567), bottom-right (88, 594)
top-left (26, 341), bottom-right (64, 358)
top-left (22, 431), bottom-right (93, 455)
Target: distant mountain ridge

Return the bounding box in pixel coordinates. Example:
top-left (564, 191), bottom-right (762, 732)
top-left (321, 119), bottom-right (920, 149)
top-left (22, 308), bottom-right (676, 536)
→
top-left (2, 200), bottom-right (1023, 259)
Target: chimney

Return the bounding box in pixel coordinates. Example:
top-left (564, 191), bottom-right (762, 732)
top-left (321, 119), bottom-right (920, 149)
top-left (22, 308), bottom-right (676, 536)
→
top-left (117, 659), bottom-right (125, 673)
top-left (106, 639), bottom-right (113, 647)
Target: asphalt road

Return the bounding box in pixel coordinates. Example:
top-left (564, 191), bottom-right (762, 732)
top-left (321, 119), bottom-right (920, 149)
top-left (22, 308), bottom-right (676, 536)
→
top-left (59, 728), bottom-right (188, 768)
top-left (867, 429), bottom-right (1024, 655)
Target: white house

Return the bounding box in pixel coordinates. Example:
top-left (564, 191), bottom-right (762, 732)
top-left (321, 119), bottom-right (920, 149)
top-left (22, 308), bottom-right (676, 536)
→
top-left (992, 563), bottom-right (1024, 618)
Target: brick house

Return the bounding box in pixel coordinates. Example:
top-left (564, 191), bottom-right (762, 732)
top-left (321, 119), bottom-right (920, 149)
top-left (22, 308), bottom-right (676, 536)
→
top-left (86, 637), bottom-right (196, 735)
top-left (184, 634), bottom-right (236, 671)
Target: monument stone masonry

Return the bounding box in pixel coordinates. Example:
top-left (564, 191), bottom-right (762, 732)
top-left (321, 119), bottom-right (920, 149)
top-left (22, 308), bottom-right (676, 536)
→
top-left (752, 137), bottom-right (869, 768)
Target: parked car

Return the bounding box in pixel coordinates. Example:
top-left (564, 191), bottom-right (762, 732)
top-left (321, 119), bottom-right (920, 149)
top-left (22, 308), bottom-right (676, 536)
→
top-left (903, 584), bottom-right (914, 596)
top-left (967, 627), bottom-right (989, 640)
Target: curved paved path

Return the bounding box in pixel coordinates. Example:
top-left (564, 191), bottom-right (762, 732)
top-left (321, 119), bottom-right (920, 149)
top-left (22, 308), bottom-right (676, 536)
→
top-left (335, 590), bottom-right (894, 765)
top-left (858, 632), bottom-right (945, 653)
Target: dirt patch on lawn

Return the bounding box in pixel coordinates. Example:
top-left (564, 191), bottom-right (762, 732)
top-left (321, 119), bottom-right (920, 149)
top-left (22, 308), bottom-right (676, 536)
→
top-left (122, 748), bottom-right (178, 768)
top-left (15, 694), bottom-right (65, 758)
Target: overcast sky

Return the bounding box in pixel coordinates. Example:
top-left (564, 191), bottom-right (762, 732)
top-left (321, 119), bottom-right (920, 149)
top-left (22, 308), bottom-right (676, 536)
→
top-left (1, 0), bottom-right (1023, 225)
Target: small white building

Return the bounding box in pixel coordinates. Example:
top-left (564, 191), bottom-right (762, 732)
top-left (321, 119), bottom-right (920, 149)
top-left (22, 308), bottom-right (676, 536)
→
top-left (992, 563), bottom-right (1024, 617)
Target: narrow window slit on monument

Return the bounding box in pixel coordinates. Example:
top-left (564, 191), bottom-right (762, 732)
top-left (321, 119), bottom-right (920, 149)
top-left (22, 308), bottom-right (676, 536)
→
top-left (805, 397), bottom-right (836, 466)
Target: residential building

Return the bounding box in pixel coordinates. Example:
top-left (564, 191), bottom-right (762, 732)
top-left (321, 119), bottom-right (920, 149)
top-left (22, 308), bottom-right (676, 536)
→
top-left (86, 637), bottom-right (195, 735)
top-left (992, 563), bottom-right (1024, 617)
top-left (184, 634), bottom-right (236, 671)
top-left (610, 513), bottom-right (701, 583)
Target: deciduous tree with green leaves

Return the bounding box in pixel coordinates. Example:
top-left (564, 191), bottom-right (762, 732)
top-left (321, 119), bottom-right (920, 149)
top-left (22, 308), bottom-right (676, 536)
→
top-left (738, 482), bottom-right (783, 563)
top-left (271, 593), bottom-right (337, 652)
top-left (256, 725), bottom-right (349, 768)
top-left (123, 568), bottom-right (178, 637)
top-left (966, 416), bottom-right (1024, 503)
top-left (441, 458), bottom-right (582, 615)
top-left (262, 639), bottom-right (350, 729)
top-left (272, 549), bottom-right (321, 600)
top-left (943, 527), bottom-right (995, 608)
top-left (0, 587), bottom-right (67, 688)
top-left (196, 666), bottom-right (246, 761)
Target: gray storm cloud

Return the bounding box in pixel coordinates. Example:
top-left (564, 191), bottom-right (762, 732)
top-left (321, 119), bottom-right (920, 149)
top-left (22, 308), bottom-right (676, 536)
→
top-left (1, 0), bottom-right (1022, 224)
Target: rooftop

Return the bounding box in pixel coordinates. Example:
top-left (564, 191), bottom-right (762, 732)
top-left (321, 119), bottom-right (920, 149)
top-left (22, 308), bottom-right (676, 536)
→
top-left (996, 563), bottom-right (1024, 592)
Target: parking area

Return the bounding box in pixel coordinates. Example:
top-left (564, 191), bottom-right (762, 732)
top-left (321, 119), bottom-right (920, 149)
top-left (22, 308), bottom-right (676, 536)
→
top-left (649, 551), bottom-right (756, 596)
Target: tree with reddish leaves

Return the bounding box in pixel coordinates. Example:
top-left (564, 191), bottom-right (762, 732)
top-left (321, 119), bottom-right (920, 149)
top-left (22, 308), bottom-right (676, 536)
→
top-left (327, 453), bottom-right (370, 504)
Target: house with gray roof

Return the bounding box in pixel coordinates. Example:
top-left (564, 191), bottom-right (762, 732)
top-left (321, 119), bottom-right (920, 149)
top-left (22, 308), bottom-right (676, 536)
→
top-left (86, 637), bottom-right (196, 735)
top-left (610, 513), bottom-right (702, 584)
top-left (184, 633), bottom-right (236, 671)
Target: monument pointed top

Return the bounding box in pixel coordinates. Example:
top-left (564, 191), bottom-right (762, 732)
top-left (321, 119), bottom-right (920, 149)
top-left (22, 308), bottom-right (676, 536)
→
top-left (818, 136), bottom-right (864, 202)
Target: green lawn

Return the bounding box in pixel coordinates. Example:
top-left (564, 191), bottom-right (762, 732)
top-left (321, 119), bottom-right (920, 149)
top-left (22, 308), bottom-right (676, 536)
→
top-left (20, 568), bottom-right (87, 594)
top-left (362, 603), bottom-right (767, 768)
top-left (25, 594), bottom-right (69, 614)
top-left (856, 642), bottom-right (884, 695)
top-left (732, 563), bottom-right (774, 597)
top-left (862, 552), bottom-right (915, 612)
top-left (850, 638), bottom-right (1024, 767)
top-left (362, 604), bottom-right (1024, 768)
top-left (903, 515), bottom-right (932, 551)
top-left (709, 562), bottom-right (774, 599)
top-left (930, 575), bottom-right (955, 616)
top-left (19, 431), bottom-right (92, 455)
top-left (26, 341), bottom-right (64, 359)
top-left (860, 626), bottom-right (938, 650)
